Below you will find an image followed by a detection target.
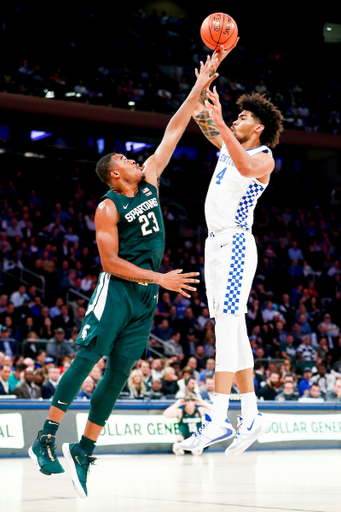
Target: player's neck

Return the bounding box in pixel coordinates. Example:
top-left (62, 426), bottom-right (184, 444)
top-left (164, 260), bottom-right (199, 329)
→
top-left (241, 136), bottom-right (262, 151)
top-left (110, 182), bottom-right (139, 197)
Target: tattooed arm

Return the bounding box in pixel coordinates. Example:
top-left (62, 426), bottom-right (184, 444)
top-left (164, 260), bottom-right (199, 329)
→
top-left (193, 42), bottom-right (239, 150)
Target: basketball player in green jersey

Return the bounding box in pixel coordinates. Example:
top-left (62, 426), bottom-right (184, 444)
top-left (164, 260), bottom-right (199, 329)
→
top-left (29, 55), bottom-right (219, 498)
top-left (163, 392), bottom-right (211, 456)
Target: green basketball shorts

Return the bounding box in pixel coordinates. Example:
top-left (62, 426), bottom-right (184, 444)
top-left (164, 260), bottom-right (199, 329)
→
top-left (76, 272), bottom-right (159, 364)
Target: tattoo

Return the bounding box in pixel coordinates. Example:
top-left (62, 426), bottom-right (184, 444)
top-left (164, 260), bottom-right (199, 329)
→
top-left (110, 272), bottom-right (155, 285)
top-left (198, 88), bottom-right (208, 107)
top-left (194, 111), bottom-right (220, 140)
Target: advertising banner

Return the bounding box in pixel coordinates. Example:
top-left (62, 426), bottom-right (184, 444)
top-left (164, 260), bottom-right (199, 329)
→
top-left (260, 413), bottom-right (341, 443)
top-left (76, 413), bottom-right (180, 446)
top-left (0, 413), bottom-right (24, 449)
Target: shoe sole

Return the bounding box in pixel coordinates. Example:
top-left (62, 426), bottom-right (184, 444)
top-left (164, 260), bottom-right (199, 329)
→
top-left (225, 421), bottom-right (271, 457)
top-left (28, 446), bottom-right (64, 476)
top-left (62, 443), bottom-right (87, 499)
top-left (181, 429), bottom-right (236, 451)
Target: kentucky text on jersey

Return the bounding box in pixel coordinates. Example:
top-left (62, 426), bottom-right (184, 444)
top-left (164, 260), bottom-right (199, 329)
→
top-left (219, 153), bottom-right (235, 167)
top-left (125, 198), bottom-right (159, 222)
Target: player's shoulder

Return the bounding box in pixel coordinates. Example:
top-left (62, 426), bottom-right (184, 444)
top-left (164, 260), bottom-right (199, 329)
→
top-left (95, 197), bottom-right (118, 223)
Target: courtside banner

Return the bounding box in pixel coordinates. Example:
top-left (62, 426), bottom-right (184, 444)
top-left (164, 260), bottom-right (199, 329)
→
top-left (0, 413), bottom-right (24, 449)
top-left (76, 413), bottom-right (180, 445)
top-left (259, 413), bottom-right (341, 443)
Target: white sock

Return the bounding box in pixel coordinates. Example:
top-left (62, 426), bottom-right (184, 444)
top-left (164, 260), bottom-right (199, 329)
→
top-left (240, 392), bottom-right (258, 423)
top-left (210, 393), bottom-right (230, 423)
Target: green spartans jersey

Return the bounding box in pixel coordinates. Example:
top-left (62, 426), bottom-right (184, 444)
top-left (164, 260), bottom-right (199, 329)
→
top-left (178, 406), bottom-right (202, 439)
top-left (102, 181), bottom-right (165, 272)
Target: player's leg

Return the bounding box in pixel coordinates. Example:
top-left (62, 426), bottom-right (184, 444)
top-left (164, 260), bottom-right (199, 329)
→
top-left (180, 312), bottom-right (238, 451)
top-left (62, 353), bottom-right (134, 498)
top-left (29, 344), bottom-right (101, 476)
top-left (225, 317), bottom-right (271, 457)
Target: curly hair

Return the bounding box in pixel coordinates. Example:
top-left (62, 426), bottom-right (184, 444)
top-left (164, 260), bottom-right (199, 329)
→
top-left (236, 93), bottom-right (284, 148)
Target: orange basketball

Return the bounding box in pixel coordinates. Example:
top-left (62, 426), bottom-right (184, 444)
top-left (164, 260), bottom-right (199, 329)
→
top-left (200, 12), bottom-right (238, 51)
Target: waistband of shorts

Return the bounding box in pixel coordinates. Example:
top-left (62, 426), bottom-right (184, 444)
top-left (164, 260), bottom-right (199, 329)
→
top-left (207, 228), bottom-right (250, 238)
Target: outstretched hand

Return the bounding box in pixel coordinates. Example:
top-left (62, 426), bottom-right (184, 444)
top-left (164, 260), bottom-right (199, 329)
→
top-left (212, 39), bottom-right (240, 69)
top-left (158, 269), bottom-right (200, 298)
top-left (194, 55), bottom-right (219, 91)
top-left (205, 86), bottom-right (223, 126)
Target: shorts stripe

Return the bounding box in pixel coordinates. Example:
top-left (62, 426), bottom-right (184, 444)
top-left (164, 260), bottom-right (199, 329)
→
top-left (93, 273), bottom-right (110, 320)
top-left (86, 272), bottom-right (105, 316)
top-left (223, 232), bottom-right (246, 315)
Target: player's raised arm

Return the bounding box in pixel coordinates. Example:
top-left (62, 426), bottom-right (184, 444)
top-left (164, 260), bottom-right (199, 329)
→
top-left (205, 86), bottom-right (275, 180)
top-left (142, 55), bottom-right (219, 188)
top-left (192, 42), bottom-right (239, 150)
top-left (95, 199), bottom-right (199, 297)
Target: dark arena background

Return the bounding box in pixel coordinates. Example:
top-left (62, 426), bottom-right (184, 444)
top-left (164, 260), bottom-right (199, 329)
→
top-left (0, 2), bottom-right (341, 511)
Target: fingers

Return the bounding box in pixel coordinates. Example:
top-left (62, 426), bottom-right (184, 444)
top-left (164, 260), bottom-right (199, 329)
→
top-left (181, 285), bottom-right (197, 292)
top-left (181, 272), bottom-right (200, 277)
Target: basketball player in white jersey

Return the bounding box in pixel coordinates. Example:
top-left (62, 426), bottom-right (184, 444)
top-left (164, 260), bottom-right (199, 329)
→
top-left (180, 45), bottom-right (284, 456)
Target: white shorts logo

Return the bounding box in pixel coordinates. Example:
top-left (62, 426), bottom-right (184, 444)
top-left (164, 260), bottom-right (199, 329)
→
top-left (81, 324), bottom-right (91, 340)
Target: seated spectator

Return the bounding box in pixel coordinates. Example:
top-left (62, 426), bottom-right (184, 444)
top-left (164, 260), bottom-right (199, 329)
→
top-left (34, 349), bottom-right (47, 369)
top-left (138, 360), bottom-right (152, 391)
top-left (76, 376), bottom-right (95, 400)
top-left (13, 367), bottom-right (41, 398)
top-left (151, 358), bottom-right (164, 381)
top-left (164, 331), bottom-right (184, 360)
top-left (152, 318), bottom-right (173, 342)
top-left (200, 375), bottom-right (215, 401)
top-left (197, 307), bottom-right (211, 330)
top-left (0, 364), bottom-right (13, 394)
top-left (89, 364), bottom-right (102, 388)
top-left (176, 375), bottom-right (202, 399)
top-left (275, 381), bottom-right (299, 401)
top-left (163, 394), bottom-right (211, 456)
top-left (194, 345), bottom-right (207, 371)
top-left (298, 383), bottom-right (324, 402)
top-left (310, 363), bottom-right (338, 394)
top-left (127, 369), bottom-right (146, 399)
top-left (280, 334), bottom-right (297, 362)
top-left (33, 368), bottom-right (46, 389)
top-left (296, 334), bottom-right (317, 363)
top-left (46, 327), bottom-right (75, 364)
top-left (298, 367), bottom-right (313, 396)
top-left (146, 379), bottom-right (165, 400)
top-left (257, 372), bottom-right (279, 400)
top-left (186, 356), bottom-right (201, 381)
top-left (49, 297), bottom-right (64, 318)
top-left (10, 285), bottom-right (30, 308)
top-left (8, 362), bottom-right (27, 390)
top-left (22, 331), bottom-right (41, 359)
top-left (324, 376), bottom-right (341, 401)
top-left (199, 357), bottom-right (216, 383)
top-left (160, 367), bottom-right (179, 398)
top-left (318, 314), bottom-right (340, 346)
top-left (262, 301), bottom-right (278, 322)
top-left (41, 366), bottom-right (60, 399)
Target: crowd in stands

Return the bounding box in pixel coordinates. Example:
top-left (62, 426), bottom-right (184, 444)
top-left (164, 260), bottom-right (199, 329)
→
top-left (1, 6), bottom-right (340, 134)
top-left (1, 145), bottom-right (341, 404)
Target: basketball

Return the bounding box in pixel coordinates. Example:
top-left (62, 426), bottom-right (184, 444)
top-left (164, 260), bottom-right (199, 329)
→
top-left (200, 12), bottom-right (238, 51)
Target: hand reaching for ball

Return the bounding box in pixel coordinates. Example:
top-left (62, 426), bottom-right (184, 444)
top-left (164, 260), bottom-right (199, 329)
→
top-left (194, 55), bottom-right (219, 91)
top-left (205, 86), bottom-right (224, 126)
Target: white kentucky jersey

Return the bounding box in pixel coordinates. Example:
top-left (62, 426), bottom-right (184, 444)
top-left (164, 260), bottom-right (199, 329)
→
top-left (205, 143), bottom-right (273, 233)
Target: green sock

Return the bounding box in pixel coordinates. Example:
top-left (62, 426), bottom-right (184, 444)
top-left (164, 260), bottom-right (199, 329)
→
top-left (79, 435), bottom-right (96, 456)
top-left (41, 419), bottom-right (59, 438)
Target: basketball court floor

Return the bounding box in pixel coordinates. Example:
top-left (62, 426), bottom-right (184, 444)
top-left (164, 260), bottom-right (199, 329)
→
top-left (1, 449), bottom-right (340, 512)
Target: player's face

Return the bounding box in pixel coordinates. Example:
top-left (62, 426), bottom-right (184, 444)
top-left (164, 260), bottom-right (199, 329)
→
top-left (231, 110), bottom-right (262, 144)
top-left (111, 153), bottom-right (145, 183)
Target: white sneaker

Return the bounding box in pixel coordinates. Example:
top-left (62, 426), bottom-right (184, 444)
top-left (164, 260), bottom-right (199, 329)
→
top-left (172, 442), bottom-right (185, 456)
top-left (191, 447), bottom-right (203, 456)
top-left (179, 414), bottom-right (235, 451)
top-left (225, 413), bottom-right (271, 457)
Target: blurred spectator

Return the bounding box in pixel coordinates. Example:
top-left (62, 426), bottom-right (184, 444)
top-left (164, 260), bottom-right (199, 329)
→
top-left (296, 335), bottom-right (317, 364)
top-left (127, 369), bottom-right (146, 399)
top-left (199, 357), bottom-right (215, 383)
top-left (151, 358), bottom-right (164, 380)
top-left (140, 360), bottom-right (152, 391)
top-left (164, 331), bottom-right (184, 360)
top-left (76, 376), bottom-right (95, 400)
top-left (324, 376), bottom-right (341, 401)
top-left (41, 366), bottom-right (60, 399)
top-left (200, 376), bottom-right (215, 401)
top-left (147, 379), bottom-right (164, 399)
top-left (46, 327), bottom-right (75, 363)
top-left (10, 285), bottom-right (30, 308)
top-left (298, 383), bottom-right (324, 402)
top-left (275, 381), bottom-right (299, 401)
top-left (13, 367), bottom-right (41, 398)
top-left (175, 375), bottom-right (201, 399)
top-left (160, 367), bottom-right (179, 398)
top-left (310, 364), bottom-right (339, 394)
top-left (257, 372), bottom-right (279, 400)
top-left (0, 364), bottom-right (12, 394)
top-left (8, 362), bottom-right (27, 390)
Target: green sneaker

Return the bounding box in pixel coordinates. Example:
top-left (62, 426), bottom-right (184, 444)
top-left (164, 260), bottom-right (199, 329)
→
top-left (62, 442), bottom-right (96, 499)
top-left (28, 431), bottom-right (65, 476)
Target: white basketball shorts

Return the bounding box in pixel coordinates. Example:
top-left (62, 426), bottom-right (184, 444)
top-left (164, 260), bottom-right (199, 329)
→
top-left (205, 229), bottom-right (257, 318)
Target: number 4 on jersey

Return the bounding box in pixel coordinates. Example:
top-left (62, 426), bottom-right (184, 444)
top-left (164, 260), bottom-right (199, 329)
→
top-left (216, 167), bottom-right (227, 185)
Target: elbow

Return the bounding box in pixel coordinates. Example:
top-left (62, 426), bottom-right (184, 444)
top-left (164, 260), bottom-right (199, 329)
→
top-left (237, 165), bottom-right (252, 177)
